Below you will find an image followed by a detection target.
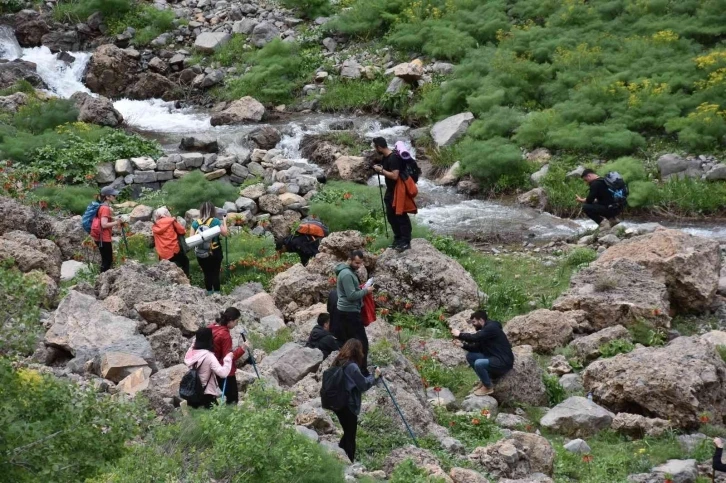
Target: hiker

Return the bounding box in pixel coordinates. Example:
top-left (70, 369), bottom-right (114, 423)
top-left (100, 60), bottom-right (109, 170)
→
top-left (89, 186), bottom-right (122, 273)
top-left (152, 207), bottom-right (189, 277)
top-left (372, 137), bottom-right (416, 251)
top-left (209, 307), bottom-right (250, 405)
top-left (334, 250), bottom-right (374, 375)
top-left (329, 339), bottom-right (381, 462)
top-left (451, 310), bottom-right (514, 397)
top-left (715, 438), bottom-right (726, 472)
top-left (576, 169), bottom-right (623, 230)
top-left (190, 201), bottom-right (229, 295)
top-left (275, 218), bottom-right (328, 266)
top-left (306, 313), bottom-right (341, 360)
top-left (183, 327), bottom-right (233, 409)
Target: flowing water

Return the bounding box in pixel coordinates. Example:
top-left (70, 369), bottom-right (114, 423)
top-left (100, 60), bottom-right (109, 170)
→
top-left (1, 27), bottom-right (724, 243)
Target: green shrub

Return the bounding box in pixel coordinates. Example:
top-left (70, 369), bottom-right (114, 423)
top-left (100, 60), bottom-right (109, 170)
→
top-left (54, 0), bottom-right (133, 22)
top-left (33, 184), bottom-right (98, 214)
top-left (318, 78), bottom-right (389, 112)
top-left (108, 4), bottom-right (176, 46)
top-left (415, 356), bottom-right (479, 400)
top-left (0, 80), bottom-right (36, 96)
top-left (457, 137), bottom-right (531, 190)
top-left (325, 0), bottom-right (406, 39)
top-left (211, 34), bottom-right (248, 67)
top-left (356, 407), bottom-right (411, 469)
top-left (280, 0), bottom-right (331, 19)
top-left (389, 459), bottom-right (447, 483)
top-left (562, 247), bottom-right (598, 270)
top-left (388, 19), bottom-right (476, 61)
top-left (598, 339), bottom-right (636, 358)
top-left (13, 98), bottom-right (78, 135)
top-left (161, 171), bottom-right (238, 216)
top-left (433, 407), bottom-right (500, 451)
top-left (0, 262), bottom-right (48, 356)
top-left (249, 328), bottom-right (293, 354)
top-left (0, 359), bottom-right (151, 482)
top-left (543, 373), bottom-right (566, 406)
top-left (308, 181), bottom-right (384, 234)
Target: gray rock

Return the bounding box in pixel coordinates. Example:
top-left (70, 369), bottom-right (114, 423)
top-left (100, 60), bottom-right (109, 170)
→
top-left (386, 77), bottom-right (406, 95)
top-left (194, 32), bottom-right (231, 53)
top-left (95, 162), bottom-right (116, 183)
top-left (61, 260), bottom-right (87, 282)
top-left (559, 373), bottom-right (584, 393)
top-left (430, 112), bottom-right (474, 147)
top-left (495, 413), bottom-right (530, 429)
top-left (705, 163), bottom-right (726, 180)
top-left (461, 394), bottom-right (498, 415)
top-left (259, 342), bottom-right (323, 386)
top-left (114, 159), bottom-right (134, 176)
top-left (566, 165), bottom-right (585, 178)
top-left (340, 58), bottom-right (362, 79)
top-left (260, 315), bottom-right (286, 334)
top-left (155, 157), bottom-right (176, 171)
top-left (652, 459), bottom-right (698, 483)
top-left (677, 433), bottom-right (708, 454)
top-left (432, 62), bottom-right (455, 75)
top-left (210, 97), bottom-right (265, 126)
top-left (41, 30), bottom-right (79, 53)
top-left (249, 126), bottom-right (281, 149)
top-left (295, 425), bottom-right (319, 442)
top-left (233, 18), bottom-right (258, 35)
top-left (0, 59), bottom-right (46, 90)
top-left (133, 170), bottom-right (157, 184)
top-left (70, 92), bottom-right (123, 127)
top-left (530, 164), bottom-right (549, 186)
top-left (179, 152), bottom-right (205, 169)
top-left (563, 438), bottom-right (591, 454)
top-left (425, 386), bottom-right (457, 409)
top-left (540, 396), bottom-right (614, 437)
top-left (250, 21), bottom-right (280, 48)
top-left (130, 156), bottom-right (157, 171)
top-left (322, 37), bottom-right (337, 52)
top-left (657, 154), bottom-right (691, 178)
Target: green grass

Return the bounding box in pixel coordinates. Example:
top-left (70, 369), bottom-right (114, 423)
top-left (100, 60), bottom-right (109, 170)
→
top-left (210, 34), bottom-right (248, 67)
top-left (33, 184), bottom-right (98, 215)
top-left (318, 79), bottom-right (389, 112)
top-left (356, 408), bottom-right (414, 470)
top-left (249, 328), bottom-right (293, 354)
top-left (414, 356), bottom-right (479, 400)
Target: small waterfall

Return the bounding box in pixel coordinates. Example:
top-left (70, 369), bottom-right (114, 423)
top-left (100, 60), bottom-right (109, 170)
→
top-left (20, 46), bottom-right (91, 98)
top-left (113, 98), bottom-right (212, 133)
top-left (0, 25), bottom-right (22, 60)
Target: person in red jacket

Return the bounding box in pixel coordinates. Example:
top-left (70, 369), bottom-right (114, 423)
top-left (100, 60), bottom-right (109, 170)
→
top-left (208, 307), bottom-right (249, 405)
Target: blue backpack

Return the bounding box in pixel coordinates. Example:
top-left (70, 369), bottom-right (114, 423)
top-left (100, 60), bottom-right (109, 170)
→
top-left (603, 171), bottom-right (629, 207)
top-left (81, 201), bottom-right (101, 233)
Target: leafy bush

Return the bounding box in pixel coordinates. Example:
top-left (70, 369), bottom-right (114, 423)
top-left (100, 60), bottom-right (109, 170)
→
top-left (433, 406), bottom-right (500, 451)
top-left (325, 0), bottom-right (406, 39)
top-left (280, 0), bottom-right (331, 19)
top-left (249, 327), bottom-right (293, 354)
top-left (389, 459), bottom-right (447, 483)
top-left (33, 184), bottom-right (99, 214)
top-left (415, 355), bottom-right (479, 400)
top-left (211, 34), bottom-right (248, 67)
top-left (0, 359), bottom-right (151, 482)
top-left (0, 80), bottom-right (37, 97)
top-left (161, 171), bottom-right (238, 216)
top-left (54, 0), bottom-right (133, 22)
top-left (457, 137), bottom-right (531, 190)
top-left (318, 79), bottom-right (389, 112)
top-left (12, 98), bottom-right (79, 135)
top-left (108, 4), bottom-right (176, 46)
top-left (543, 373), bottom-right (566, 406)
top-left (598, 339), bottom-right (636, 358)
top-left (356, 407), bottom-right (411, 469)
top-left (562, 247), bottom-right (598, 270)
top-left (308, 181), bottom-right (384, 234)
top-left (0, 262), bottom-right (48, 356)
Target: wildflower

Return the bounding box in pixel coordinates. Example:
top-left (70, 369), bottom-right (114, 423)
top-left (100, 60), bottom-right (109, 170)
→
top-left (472, 418), bottom-right (481, 425)
top-left (421, 355), bottom-right (429, 361)
top-left (404, 302), bottom-right (413, 310)
top-left (433, 386), bottom-right (441, 393)
top-left (381, 308), bottom-right (390, 316)
top-left (395, 325), bottom-right (402, 332)
top-left (449, 421), bottom-right (455, 427)
top-left (637, 448), bottom-right (647, 454)
top-left (582, 454), bottom-right (593, 463)
top-left (699, 414), bottom-right (710, 423)
top-left (328, 276), bottom-right (336, 285)
top-left (343, 192), bottom-right (352, 200)
top-left (438, 314), bottom-right (446, 321)
top-left (653, 308), bottom-right (662, 316)
top-left (480, 409), bottom-right (490, 416)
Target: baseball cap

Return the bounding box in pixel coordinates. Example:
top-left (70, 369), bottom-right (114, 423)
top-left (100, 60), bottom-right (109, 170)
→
top-left (100, 186), bottom-right (120, 196)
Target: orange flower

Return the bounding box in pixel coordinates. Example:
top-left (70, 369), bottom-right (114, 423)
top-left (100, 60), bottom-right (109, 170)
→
top-left (472, 418), bottom-right (480, 425)
top-left (395, 325), bottom-right (402, 332)
top-left (328, 276), bottom-right (336, 285)
top-left (343, 192), bottom-right (352, 200)
top-left (480, 409), bottom-right (490, 416)
top-left (699, 414), bottom-right (710, 423)
top-left (582, 454), bottom-right (593, 463)
top-left (653, 308), bottom-right (662, 316)
top-left (438, 314), bottom-right (446, 321)
top-left (433, 386), bottom-right (441, 393)
top-left (449, 421), bottom-right (455, 427)
top-left (421, 355), bottom-right (429, 361)
top-left (380, 308), bottom-right (390, 316)
top-left (404, 302), bottom-right (413, 310)
top-left (400, 344), bottom-right (406, 350)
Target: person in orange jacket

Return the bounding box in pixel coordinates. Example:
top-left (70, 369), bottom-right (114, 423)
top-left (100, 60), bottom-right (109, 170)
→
top-left (151, 207), bottom-right (189, 277)
top-left (208, 307), bottom-right (250, 405)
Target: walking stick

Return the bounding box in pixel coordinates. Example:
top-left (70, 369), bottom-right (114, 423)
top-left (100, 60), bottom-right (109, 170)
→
top-left (377, 174), bottom-right (390, 238)
top-left (220, 377), bottom-right (227, 405)
top-left (240, 329), bottom-right (261, 380)
top-left (380, 375), bottom-right (418, 446)
top-left (120, 224), bottom-right (130, 254)
top-left (224, 236), bottom-right (230, 282)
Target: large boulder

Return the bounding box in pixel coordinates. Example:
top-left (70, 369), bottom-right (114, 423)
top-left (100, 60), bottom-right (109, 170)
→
top-left (568, 325), bottom-right (631, 362)
top-left (492, 346), bottom-right (547, 406)
top-left (333, 156), bottom-right (369, 183)
top-left (15, 16), bottom-right (49, 47)
top-left (373, 239), bottom-right (479, 315)
top-left (0, 230), bottom-right (62, 281)
top-left (210, 97), bottom-right (265, 126)
top-left (237, 292), bottom-right (284, 319)
top-left (70, 92), bottom-right (123, 127)
top-left (503, 309), bottom-right (587, 354)
top-left (583, 337), bottom-right (726, 429)
top-left (249, 126), bottom-right (281, 149)
top-left (0, 91), bottom-right (29, 112)
top-left (0, 59), bottom-right (46, 90)
top-left (51, 216), bottom-right (88, 261)
top-left (468, 431), bottom-right (555, 479)
top-left (146, 326), bottom-right (187, 369)
top-left (258, 342), bottom-right (323, 386)
top-left (553, 259), bottom-right (671, 330)
top-left (431, 112), bottom-right (474, 147)
top-left (270, 264), bottom-right (332, 317)
top-left (193, 32), bottom-right (231, 53)
top-left (126, 72), bottom-right (176, 100)
top-left (250, 21), bottom-right (280, 48)
top-left (0, 197), bottom-right (53, 239)
top-left (44, 291), bottom-right (153, 370)
top-left (84, 44), bottom-right (138, 98)
top-left (100, 351), bottom-right (149, 383)
top-left (539, 396), bottom-right (615, 437)
top-left (611, 413), bottom-right (671, 438)
top-left (594, 229), bottom-right (721, 312)
top-left (41, 30), bottom-right (79, 53)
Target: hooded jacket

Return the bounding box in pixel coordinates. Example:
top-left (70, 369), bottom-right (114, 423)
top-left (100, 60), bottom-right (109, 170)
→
top-left (456, 320), bottom-right (514, 376)
top-left (335, 262), bottom-right (367, 313)
top-left (209, 324), bottom-right (246, 376)
top-left (184, 345), bottom-right (233, 396)
top-left (306, 325), bottom-right (341, 359)
top-left (392, 175), bottom-right (418, 216)
top-left (342, 362), bottom-right (376, 415)
top-left (152, 217), bottom-right (186, 260)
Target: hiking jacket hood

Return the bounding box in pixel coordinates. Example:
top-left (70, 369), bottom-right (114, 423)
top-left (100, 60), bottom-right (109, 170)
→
top-left (152, 217), bottom-right (186, 260)
top-left (184, 345), bottom-right (233, 396)
top-left (208, 324), bottom-right (245, 376)
top-left (457, 320), bottom-right (514, 376)
top-left (306, 325), bottom-right (341, 359)
top-left (335, 262), bottom-right (367, 313)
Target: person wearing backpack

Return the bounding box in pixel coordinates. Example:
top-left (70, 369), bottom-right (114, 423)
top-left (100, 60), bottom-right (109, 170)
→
top-left (89, 186), bottom-right (122, 273)
top-left (208, 307), bottom-right (250, 405)
top-left (576, 169), bottom-right (623, 230)
top-left (323, 339), bottom-right (381, 462)
top-left (190, 201), bottom-right (229, 295)
top-left (183, 327), bottom-right (234, 409)
top-left (152, 207), bottom-right (189, 277)
top-left (306, 313), bottom-right (341, 360)
top-left (372, 137), bottom-right (414, 251)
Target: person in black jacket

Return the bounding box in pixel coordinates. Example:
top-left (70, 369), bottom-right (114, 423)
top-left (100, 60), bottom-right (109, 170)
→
top-left (451, 310), bottom-right (514, 397)
top-left (306, 313), bottom-right (341, 359)
top-left (715, 438), bottom-right (726, 473)
top-left (576, 169), bottom-right (622, 229)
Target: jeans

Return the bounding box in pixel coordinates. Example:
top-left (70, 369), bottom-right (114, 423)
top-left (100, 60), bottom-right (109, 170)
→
top-left (334, 406), bottom-right (358, 462)
top-left (197, 249), bottom-right (223, 292)
top-left (466, 352), bottom-right (492, 387)
top-left (385, 197), bottom-right (412, 245)
top-left (583, 204), bottom-right (620, 225)
top-left (96, 241), bottom-right (113, 272)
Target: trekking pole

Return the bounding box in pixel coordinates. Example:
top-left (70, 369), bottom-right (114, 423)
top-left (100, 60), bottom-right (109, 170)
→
top-left (380, 375), bottom-right (418, 446)
top-left (377, 175), bottom-right (390, 238)
top-left (240, 330), bottom-right (261, 380)
top-left (220, 377), bottom-right (227, 405)
top-left (224, 236), bottom-right (230, 282)
top-left (120, 224), bottom-right (130, 255)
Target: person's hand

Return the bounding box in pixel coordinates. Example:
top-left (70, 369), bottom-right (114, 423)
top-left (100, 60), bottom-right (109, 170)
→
top-left (373, 164), bottom-right (383, 174)
top-left (451, 328), bottom-right (460, 338)
top-left (366, 285), bottom-right (375, 294)
top-left (374, 367), bottom-right (382, 379)
top-left (575, 195), bottom-right (585, 203)
top-left (715, 437), bottom-right (724, 449)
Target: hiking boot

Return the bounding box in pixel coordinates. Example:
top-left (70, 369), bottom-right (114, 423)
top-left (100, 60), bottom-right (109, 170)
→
top-left (388, 239), bottom-right (401, 249)
top-left (598, 220), bottom-right (611, 230)
top-left (473, 385), bottom-right (495, 397)
top-left (607, 217), bottom-right (621, 228)
top-left (472, 382), bottom-right (484, 391)
top-left (396, 242), bottom-right (411, 252)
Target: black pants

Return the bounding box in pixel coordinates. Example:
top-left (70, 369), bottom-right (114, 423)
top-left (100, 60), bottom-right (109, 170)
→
top-left (169, 250), bottom-right (190, 277)
top-left (216, 375), bottom-right (238, 405)
top-left (96, 241), bottom-right (113, 272)
top-left (197, 249), bottom-right (223, 292)
top-left (583, 204), bottom-right (620, 225)
top-left (385, 198), bottom-right (412, 245)
top-left (189, 393), bottom-right (217, 409)
top-left (334, 406), bottom-right (358, 462)
top-left (337, 311), bottom-right (369, 376)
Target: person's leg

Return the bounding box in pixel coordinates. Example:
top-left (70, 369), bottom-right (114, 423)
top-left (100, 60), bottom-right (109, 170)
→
top-left (336, 407), bottom-right (358, 462)
top-left (170, 251), bottom-right (190, 277)
top-left (211, 250), bottom-right (223, 292)
top-left (398, 213), bottom-right (412, 246)
top-left (582, 204), bottom-right (611, 225)
top-left (465, 352), bottom-right (486, 369)
top-left (197, 256), bottom-right (214, 293)
top-left (356, 318), bottom-right (370, 376)
top-left (385, 200), bottom-right (402, 246)
top-left (97, 241), bottom-right (113, 272)
top-left (203, 394), bottom-right (217, 409)
top-left (473, 358), bottom-right (492, 387)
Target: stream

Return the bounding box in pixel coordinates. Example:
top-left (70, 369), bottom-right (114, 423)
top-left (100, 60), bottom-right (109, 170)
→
top-left (2, 26), bottom-right (725, 243)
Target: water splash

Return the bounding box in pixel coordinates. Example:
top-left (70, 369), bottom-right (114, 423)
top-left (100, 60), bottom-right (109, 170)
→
top-left (20, 46), bottom-right (92, 98)
top-left (0, 25), bottom-right (22, 60)
top-left (113, 98), bottom-right (212, 133)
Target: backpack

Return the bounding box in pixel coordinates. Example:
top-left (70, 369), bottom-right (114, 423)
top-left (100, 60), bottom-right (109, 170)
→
top-left (395, 150), bottom-right (422, 183)
top-left (603, 171), bottom-right (629, 207)
top-left (296, 218), bottom-right (329, 238)
top-left (81, 201), bottom-right (101, 233)
top-left (179, 356), bottom-right (211, 405)
top-left (320, 362), bottom-right (350, 411)
top-left (194, 218), bottom-right (216, 259)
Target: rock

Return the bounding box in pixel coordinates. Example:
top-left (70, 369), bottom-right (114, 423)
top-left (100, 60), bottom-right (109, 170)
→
top-left (15, 17), bottom-right (49, 47)
top-left (468, 431), bottom-right (555, 479)
top-left (0, 59), bottom-right (46, 90)
top-left (145, 363), bottom-right (186, 399)
top-left (657, 154), bottom-right (702, 179)
top-left (652, 459), bottom-right (698, 483)
top-left (60, 260), bottom-right (86, 282)
top-left (95, 162), bottom-right (116, 183)
top-left (194, 32), bottom-right (230, 53)
top-left (257, 194), bottom-right (283, 215)
top-left (499, 475), bottom-right (554, 483)
top-left (41, 30), bottom-right (79, 53)
top-left (0, 91), bottom-right (29, 112)
top-left (547, 355), bottom-right (572, 376)
top-left (210, 97), bottom-right (265, 126)
top-left (594, 229), bottom-right (721, 312)
top-left (239, 292), bottom-right (283, 319)
top-left (431, 112), bottom-right (474, 147)
top-left (234, 197), bottom-right (257, 213)
top-left (259, 315), bottom-right (286, 334)
top-left (701, 330), bottom-right (726, 348)
top-left (0, 230), bottom-right (62, 281)
top-left (583, 336), bottom-right (726, 429)
top-left (278, 193), bottom-right (306, 207)
top-left (495, 413), bottom-right (529, 429)
top-left (383, 446), bottom-right (441, 477)
top-left (540, 396), bottom-right (615, 437)
top-left (677, 433), bottom-right (709, 454)
top-left (568, 325), bottom-right (632, 362)
top-left (180, 137), bottom-right (218, 153)
top-left (437, 161), bottom-right (460, 186)
top-left (340, 59), bottom-right (362, 79)
top-left (270, 264), bottom-right (331, 316)
top-left (563, 439), bottom-right (591, 454)
top-left (559, 373), bottom-right (584, 392)
top-left (374, 239), bottom-right (479, 315)
top-left (461, 394), bottom-right (499, 415)
top-left (526, 148), bottom-right (552, 164)
top-left (249, 126), bottom-right (281, 149)
top-left (147, 327), bottom-right (187, 369)
top-left (553, 259), bottom-right (671, 331)
top-left (566, 166), bottom-right (585, 178)
top-left (0, 196), bottom-right (53, 238)
top-left (426, 386), bottom-right (457, 409)
top-left (126, 72), bottom-right (175, 100)
top-left (259, 342), bottom-right (323, 386)
top-left (148, 57), bottom-right (168, 74)
top-left (204, 169), bottom-right (226, 181)
top-left (530, 164), bottom-right (549, 186)
top-left (449, 467), bottom-right (490, 483)
top-left (492, 346), bottom-right (547, 406)
top-left (705, 163), bottom-right (726, 180)
top-left (333, 155), bottom-right (369, 183)
top-left (84, 44), bottom-right (138, 98)
top-left (100, 351), bottom-right (149, 383)
top-left (240, 184), bottom-right (266, 202)
top-left (233, 18), bottom-right (258, 35)
top-left (517, 188), bottom-right (548, 211)
top-left (129, 204), bottom-right (153, 223)
top-left (405, 337), bottom-right (464, 368)
top-left (70, 92), bottom-right (123, 127)
top-left (433, 62), bottom-right (455, 75)
top-left (504, 309), bottom-right (585, 354)
top-left (116, 367), bottom-right (151, 395)
top-left (250, 21), bottom-right (280, 47)
top-left (611, 413), bottom-right (671, 438)
top-left (269, 211), bottom-right (302, 240)
top-left (51, 216), bottom-right (87, 261)
top-left (45, 291), bottom-right (153, 369)
top-left (390, 61), bottom-right (424, 82)
top-left (295, 425), bottom-right (319, 442)
top-left (295, 403), bottom-right (336, 434)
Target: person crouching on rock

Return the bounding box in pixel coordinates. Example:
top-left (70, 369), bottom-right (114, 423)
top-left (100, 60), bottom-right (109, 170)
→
top-left (306, 313), bottom-right (341, 360)
top-left (209, 307), bottom-right (250, 405)
top-left (184, 327), bottom-right (234, 409)
top-left (334, 250), bottom-right (374, 375)
top-left (331, 339), bottom-right (381, 462)
top-left (451, 310), bottom-right (514, 397)
top-left (152, 207), bottom-right (189, 277)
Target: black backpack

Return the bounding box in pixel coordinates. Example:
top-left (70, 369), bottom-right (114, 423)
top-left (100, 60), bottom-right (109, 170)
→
top-left (603, 171), bottom-right (629, 207)
top-left (396, 151), bottom-right (422, 183)
top-left (320, 362), bottom-right (350, 411)
top-left (179, 356), bottom-right (210, 405)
